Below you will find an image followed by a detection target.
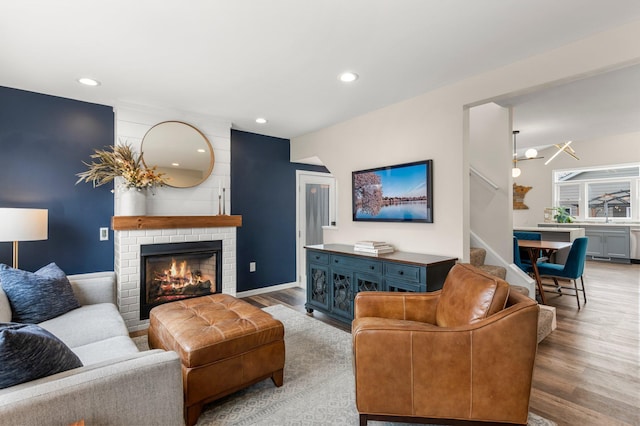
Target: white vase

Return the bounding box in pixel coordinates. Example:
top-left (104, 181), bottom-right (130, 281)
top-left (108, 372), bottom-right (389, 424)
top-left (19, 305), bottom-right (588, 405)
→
top-left (120, 188), bottom-right (146, 216)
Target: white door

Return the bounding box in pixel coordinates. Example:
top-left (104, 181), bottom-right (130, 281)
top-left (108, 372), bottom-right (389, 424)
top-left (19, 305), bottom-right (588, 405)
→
top-left (296, 171), bottom-right (336, 287)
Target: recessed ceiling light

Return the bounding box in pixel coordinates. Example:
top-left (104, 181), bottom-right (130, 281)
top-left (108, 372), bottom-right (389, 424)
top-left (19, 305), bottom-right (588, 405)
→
top-left (171, 163), bottom-right (180, 167)
top-left (256, 118), bottom-right (268, 124)
top-left (77, 77), bottom-right (101, 86)
top-left (197, 148), bottom-right (206, 153)
top-left (338, 71), bottom-right (358, 83)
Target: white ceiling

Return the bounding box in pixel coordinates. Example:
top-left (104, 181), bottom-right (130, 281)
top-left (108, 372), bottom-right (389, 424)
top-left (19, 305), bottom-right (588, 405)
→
top-left (2, 0), bottom-right (640, 145)
top-left (499, 63), bottom-right (640, 153)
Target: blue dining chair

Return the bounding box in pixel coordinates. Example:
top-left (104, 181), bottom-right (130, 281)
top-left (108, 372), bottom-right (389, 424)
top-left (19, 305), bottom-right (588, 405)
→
top-left (513, 236), bottom-right (533, 274)
top-left (536, 237), bottom-right (588, 309)
top-left (513, 231), bottom-right (541, 240)
top-left (514, 231), bottom-right (542, 264)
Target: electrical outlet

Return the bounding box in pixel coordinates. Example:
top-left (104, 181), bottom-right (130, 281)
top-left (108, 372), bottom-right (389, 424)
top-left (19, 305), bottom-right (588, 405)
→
top-left (100, 227), bottom-right (109, 241)
top-left (249, 262), bottom-right (256, 272)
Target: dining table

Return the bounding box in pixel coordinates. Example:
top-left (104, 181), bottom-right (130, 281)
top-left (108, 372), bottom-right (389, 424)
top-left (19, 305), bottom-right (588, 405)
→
top-left (517, 239), bottom-right (573, 304)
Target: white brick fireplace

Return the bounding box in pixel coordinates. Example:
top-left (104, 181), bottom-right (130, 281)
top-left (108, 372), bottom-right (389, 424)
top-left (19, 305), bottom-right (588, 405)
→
top-left (113, 105), bottom-right (236, 331)
top-left (114, 226), bottom-right (236, 332)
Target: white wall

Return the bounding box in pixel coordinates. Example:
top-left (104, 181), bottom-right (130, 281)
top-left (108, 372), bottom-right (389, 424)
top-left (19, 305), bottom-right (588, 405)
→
top-left (291, 19), bottom-right (640, 261)
top-left (513, 131), bottom-right (640, 227)
top-left (292, 96), bottom-right (465, 259)
top-left (469, 103), bottom-right (512, 260)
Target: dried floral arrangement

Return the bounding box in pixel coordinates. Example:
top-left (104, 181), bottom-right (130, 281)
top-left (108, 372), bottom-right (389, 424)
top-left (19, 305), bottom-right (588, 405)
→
top-left (76, 143), bottom-right (167, 190)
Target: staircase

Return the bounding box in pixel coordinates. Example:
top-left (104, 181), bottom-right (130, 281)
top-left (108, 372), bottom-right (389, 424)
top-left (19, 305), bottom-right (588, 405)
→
top-left (469, 247), bottom-right (556, 343)
top-left (470, 247), bottom-right (507, 279)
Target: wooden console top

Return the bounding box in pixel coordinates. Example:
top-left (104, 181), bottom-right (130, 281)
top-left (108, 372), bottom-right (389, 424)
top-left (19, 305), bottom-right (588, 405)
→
top-left (305, 243), bottom-right (457, 267)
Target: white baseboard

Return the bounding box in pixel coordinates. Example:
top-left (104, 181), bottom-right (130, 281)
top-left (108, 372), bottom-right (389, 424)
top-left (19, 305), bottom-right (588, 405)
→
top-left (236, 281), bottom-right (301, 298)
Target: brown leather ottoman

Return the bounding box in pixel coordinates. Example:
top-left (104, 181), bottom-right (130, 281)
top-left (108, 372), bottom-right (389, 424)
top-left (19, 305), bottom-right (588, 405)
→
top-left (148, 294), bottom-right (285, 426)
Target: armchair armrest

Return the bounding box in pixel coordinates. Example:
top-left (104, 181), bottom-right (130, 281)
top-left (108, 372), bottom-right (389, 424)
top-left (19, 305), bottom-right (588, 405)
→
top-left (354, 291), bottom-right (440, 324)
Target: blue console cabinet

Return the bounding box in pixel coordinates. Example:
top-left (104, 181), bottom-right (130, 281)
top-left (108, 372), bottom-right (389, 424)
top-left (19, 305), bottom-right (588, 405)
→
top-left (305, 244), bottom-right (457, 324)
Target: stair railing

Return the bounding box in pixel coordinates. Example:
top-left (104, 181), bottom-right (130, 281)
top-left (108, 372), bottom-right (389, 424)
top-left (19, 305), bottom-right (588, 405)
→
top-left (469, 166), bottom-right (499, 190)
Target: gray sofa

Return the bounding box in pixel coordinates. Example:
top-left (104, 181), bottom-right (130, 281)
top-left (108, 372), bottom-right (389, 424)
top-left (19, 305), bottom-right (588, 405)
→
top-left (0, 271), bottom-right (184, 425)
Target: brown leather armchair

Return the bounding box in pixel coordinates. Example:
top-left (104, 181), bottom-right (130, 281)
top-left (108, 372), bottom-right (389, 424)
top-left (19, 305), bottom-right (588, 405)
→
top-left (352, 263), bottom-right (539, 426)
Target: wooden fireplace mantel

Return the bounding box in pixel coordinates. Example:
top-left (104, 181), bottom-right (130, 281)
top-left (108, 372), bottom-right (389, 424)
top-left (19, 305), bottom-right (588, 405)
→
top-left (111, 215), bottom-right (242, 231)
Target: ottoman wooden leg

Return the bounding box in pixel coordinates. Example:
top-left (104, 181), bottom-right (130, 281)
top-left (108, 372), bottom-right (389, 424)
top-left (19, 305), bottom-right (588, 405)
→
top-left (186, 402), bottom-right (204, 426)
top-left (271, 368), bottom-right (284, 387)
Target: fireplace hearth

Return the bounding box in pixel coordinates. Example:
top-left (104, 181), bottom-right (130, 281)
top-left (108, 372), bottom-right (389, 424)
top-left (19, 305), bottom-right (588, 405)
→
top-left (140, 241), bottom-right (222, 319)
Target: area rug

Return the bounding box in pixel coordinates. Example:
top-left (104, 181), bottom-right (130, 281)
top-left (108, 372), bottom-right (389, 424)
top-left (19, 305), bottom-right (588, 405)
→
top-left (134, 305), bottom-right (554, 426)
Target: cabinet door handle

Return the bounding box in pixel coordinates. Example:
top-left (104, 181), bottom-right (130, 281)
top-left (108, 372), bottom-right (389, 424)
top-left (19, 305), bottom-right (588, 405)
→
top-left (370, 265), bottom-right (375, 270)
top-left (398, 271), bottom-right (404, 275)
top-left (315, 255), bottom-right (320, 260)
top-left (334, 259), bottom-right (339, 263)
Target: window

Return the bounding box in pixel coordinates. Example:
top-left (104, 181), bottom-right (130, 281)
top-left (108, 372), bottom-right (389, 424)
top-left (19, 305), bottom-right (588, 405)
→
top-left (587, 181), bottom-right (631, 219)
top-left (557, 183), bottom-right (580, 217)
top-left (553, 164), bottom-right (639, 222)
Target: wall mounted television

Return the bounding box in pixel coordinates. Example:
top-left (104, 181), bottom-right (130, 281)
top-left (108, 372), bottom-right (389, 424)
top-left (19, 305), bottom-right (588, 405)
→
top-left (352, 159), bottom-right (433, 223)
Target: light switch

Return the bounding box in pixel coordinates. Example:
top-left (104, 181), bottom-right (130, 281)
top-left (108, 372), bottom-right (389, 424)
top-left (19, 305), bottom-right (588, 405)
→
top-left (100, 227), bottom-right (109, 241)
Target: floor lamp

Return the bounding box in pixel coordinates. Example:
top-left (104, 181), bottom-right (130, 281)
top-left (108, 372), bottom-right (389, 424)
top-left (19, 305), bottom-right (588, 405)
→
top-left (0, 208), bottom-right (48, 268)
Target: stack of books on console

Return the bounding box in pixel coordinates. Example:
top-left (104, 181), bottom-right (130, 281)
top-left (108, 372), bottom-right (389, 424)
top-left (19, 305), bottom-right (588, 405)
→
top-left (353, 241), bottom-right (395, 255)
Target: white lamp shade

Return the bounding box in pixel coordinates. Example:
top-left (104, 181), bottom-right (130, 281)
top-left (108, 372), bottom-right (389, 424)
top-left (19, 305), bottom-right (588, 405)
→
top-left (525, 148), bottom-right (538, 158)
top-left (0, 208), bottom-right (48, 242)
top-left (512, 167), bottom-right (522, 178)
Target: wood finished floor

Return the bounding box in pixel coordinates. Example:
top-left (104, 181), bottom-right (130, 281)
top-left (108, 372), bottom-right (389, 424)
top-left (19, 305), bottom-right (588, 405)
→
top-left (241, 260), bottom-right (640, 426)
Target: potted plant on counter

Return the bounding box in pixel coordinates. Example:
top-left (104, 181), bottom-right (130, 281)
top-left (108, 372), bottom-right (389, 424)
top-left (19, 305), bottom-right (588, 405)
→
top-left (552, 207), bottom-right (574, 223)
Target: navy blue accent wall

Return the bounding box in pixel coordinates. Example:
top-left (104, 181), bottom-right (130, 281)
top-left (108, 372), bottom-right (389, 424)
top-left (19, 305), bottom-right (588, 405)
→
top-left (0, 86), bottom-right (114, 274)
top-left (231, 130), bottom-right (327, 292)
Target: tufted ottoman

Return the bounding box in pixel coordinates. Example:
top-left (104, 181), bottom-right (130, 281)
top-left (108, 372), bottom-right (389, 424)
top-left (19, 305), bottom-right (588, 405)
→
top-left (148, 294), bottom-right (285, 426)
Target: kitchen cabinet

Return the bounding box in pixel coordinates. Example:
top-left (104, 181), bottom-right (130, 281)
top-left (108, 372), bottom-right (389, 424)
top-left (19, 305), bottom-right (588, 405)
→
top-left (538, 223), bottom-right (630, 263)
top-left (584, 227), bottom-right (630, 262)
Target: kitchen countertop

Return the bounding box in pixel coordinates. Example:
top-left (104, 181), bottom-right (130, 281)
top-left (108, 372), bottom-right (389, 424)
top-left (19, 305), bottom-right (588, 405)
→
top-left (539, 222), bottom-right (639, 227)
top-left (517, 226), bottom-right (584, 232)
top-left (516, 226), bottom-right (585, 245)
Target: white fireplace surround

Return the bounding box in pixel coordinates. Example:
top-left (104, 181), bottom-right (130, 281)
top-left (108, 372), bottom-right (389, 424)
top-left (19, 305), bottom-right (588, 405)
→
top-left (114, 105), bottom-right (235, 331)
top-left (114, 227), bottom-right (236, 332)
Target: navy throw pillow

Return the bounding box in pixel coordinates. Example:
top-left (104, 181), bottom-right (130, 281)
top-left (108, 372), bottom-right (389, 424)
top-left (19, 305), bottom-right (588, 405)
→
top-left (0, 263), bottom-right (80, 323)
top-left (0, 322), bottom-right (83, 389)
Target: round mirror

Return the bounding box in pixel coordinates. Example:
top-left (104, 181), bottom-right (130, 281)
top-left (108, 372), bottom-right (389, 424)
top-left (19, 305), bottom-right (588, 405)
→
top-left (141, 121), bottom-right (214, 188)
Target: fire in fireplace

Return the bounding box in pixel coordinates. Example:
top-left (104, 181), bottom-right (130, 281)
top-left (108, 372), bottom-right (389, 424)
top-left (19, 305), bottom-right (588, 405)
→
top-left (139, 241), bottom-right (222, 319)
top-left (147, 257), bottom-right (213, 302)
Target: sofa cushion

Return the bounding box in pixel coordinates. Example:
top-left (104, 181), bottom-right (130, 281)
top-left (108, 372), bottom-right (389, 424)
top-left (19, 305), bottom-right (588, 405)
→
top-left (72, 335), bottom-right (139, 365)
top-left (39, 303), bottom-right (129, 348)
top-left (0, 263), bottom-right (80, 323)
top-left (0, 286), bottom-right (10, 323)
top-left (68, 272), bottom-right (116, 305)
top-left (0, 265), bottom-right (11, 323)
top-left (0, 322), bottom-right (83, 389)
top-left (435, 263), bottom-right (510, 327)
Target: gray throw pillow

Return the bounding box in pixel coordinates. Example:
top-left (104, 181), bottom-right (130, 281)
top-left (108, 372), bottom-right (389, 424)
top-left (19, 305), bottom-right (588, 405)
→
top-left (0, 263), bottom-right (80, 323)
top-left (0, 322), bottom-right (83, 389)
